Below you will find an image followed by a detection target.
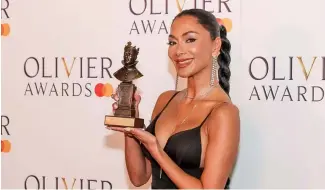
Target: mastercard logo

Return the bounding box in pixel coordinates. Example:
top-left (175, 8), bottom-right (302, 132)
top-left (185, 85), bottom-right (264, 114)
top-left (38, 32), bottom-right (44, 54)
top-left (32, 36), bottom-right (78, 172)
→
top-left (95, 83), bottom-right (114, 97)
top-left (1, 23), bottom-right (10, 36)
top-left (1, 140), bottom-right (11, 153)
top-left (216, 18), bottom-right (232, 33)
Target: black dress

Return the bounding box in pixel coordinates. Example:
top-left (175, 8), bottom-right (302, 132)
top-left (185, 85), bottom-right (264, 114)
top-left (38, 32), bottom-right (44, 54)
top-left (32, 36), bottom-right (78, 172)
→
top-left (140, 92), bottom-right (230, 189)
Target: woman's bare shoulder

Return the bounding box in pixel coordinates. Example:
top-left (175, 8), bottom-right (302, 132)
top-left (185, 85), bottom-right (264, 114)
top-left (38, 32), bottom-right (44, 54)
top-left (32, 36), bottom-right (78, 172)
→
top-left (206, 102), bottom-right (240, 135)
top-left (150, 90), bottom-right (179, 119)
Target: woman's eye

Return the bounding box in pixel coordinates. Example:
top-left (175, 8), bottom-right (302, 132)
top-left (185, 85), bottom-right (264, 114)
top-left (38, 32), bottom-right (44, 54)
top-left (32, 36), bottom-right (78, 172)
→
top-left (186, 38), bottom-right (196, 43)
top-left (167, 41), bottom-right (176, 46)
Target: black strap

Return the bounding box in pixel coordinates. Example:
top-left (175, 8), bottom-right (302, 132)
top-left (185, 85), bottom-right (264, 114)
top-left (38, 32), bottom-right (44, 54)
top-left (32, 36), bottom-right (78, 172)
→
top-left (199, 101), bottom-right (228, 126)
top-left (158, 91), bottom-right (180, 114)
top-left (152, 91), bottom-right (180, 122)
top-left (149, 92), bottom-right (179, 125)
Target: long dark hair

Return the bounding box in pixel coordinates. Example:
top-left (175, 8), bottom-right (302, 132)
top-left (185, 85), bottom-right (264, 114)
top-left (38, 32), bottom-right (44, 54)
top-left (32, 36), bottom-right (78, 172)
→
top-left (173, 9), bottom-right (232, 95)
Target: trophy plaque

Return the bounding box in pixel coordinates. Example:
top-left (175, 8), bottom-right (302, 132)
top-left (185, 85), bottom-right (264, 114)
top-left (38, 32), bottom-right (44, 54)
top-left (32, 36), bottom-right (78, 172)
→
top-left (104, 41), bottom-right (144, 128)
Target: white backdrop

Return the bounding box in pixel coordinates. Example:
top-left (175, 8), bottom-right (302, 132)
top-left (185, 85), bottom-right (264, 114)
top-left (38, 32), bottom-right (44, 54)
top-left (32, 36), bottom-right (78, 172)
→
top-left (230, 0), bottom-right (325, 188)
top-left (1, 0), bottom-right (324, 189)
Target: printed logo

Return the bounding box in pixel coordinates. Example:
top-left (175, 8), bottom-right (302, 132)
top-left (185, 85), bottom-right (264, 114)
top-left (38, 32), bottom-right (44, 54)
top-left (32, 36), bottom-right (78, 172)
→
top-left (24, 175), bottom-right (113, 190)
top-left (1, 140), bottom-right (11, 153)
top-left (128, 0), bottom-right (233, 35)
top-left (1, 23), bottom-right (10, 36)
top-left (1, 0), bottom-right (10, 19)
top-left (23, 57), bottom-right (115, 97)
top-left (95, 83), bottom-right (114, 97)
top-left (1, 0), bottom-right (11, 37)
top-left (1, 115), bottom-right (11, 153)
top-left (248, 56), bottom-right (325, 102)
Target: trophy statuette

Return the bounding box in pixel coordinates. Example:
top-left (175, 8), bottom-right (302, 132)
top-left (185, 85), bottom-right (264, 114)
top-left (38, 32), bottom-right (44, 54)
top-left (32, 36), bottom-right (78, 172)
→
top-left (104, 41), bottom-right (144, 128)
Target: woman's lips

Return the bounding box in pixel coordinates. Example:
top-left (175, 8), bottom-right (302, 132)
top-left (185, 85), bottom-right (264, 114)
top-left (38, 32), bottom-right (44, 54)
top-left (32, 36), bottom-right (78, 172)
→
top-left (176, 58), bottom-right (194, 68)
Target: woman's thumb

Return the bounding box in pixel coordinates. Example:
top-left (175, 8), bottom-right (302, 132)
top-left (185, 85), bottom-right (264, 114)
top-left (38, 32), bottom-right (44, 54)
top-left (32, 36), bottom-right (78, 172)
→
top-left (134, 92), bottom-right (141, 105)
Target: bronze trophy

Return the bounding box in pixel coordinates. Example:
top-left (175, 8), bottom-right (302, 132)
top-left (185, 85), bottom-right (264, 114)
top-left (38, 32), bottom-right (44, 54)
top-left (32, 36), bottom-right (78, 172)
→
top-left (104, 41), bottom-right (144, 128)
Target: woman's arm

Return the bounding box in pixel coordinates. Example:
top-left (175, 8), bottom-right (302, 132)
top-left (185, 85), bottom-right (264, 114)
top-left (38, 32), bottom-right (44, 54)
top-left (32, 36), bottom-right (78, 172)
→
top-left (123, 90), bottom-right (178, 187)
top-left (124, 135), bottom-right (152, 187)
top-left (151, 103), bottom-right (240, 189)
top-left (120, 91), bottom-right (151, 187)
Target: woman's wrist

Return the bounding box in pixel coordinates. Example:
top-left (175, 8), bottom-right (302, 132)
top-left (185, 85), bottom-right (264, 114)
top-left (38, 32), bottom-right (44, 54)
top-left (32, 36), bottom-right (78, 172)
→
top-left (124, 133), bottom-right (138, 142)
top-left (151, 140), bottom-right (164, 160)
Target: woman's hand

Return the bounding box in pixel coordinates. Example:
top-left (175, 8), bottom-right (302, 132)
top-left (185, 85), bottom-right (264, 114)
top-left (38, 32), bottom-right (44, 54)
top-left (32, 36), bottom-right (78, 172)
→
top-left (107, 89), bottom-right (161, 155)
top-left (108, 90), bottom-right (142, 138)
top-left (108, 126), bottom-right (160, 155)
top-left (111, 90), bottom-right (141, 118)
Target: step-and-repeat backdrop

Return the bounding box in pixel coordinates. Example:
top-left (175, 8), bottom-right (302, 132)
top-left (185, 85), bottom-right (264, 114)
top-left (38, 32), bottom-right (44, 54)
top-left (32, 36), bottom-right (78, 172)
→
top-left (2, 0), bottom-right (324, 189)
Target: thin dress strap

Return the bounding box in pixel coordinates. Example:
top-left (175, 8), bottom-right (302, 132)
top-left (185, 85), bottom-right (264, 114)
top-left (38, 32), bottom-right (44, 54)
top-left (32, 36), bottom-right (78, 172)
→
top-left (154, 91), bottom-right (180, 120)
top-left (160, 91), bottom-right (179, 113)
top-left (199, 101), bottom-right (229, 126)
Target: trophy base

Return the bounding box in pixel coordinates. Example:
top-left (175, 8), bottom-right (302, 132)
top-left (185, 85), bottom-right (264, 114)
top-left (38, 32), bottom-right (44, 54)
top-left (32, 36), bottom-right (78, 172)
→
top-left (104, 115), bottom-right (144, 128)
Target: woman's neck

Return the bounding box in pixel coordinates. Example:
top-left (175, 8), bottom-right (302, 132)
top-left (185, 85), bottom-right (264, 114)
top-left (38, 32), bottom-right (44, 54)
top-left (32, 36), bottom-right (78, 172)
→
top-left (184, 67), bottom-right (218, 101)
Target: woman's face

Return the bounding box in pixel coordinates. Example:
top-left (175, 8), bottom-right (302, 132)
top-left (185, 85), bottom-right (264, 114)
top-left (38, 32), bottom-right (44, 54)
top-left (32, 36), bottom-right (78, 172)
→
top-left (168, 15), bottom-right (220, 78)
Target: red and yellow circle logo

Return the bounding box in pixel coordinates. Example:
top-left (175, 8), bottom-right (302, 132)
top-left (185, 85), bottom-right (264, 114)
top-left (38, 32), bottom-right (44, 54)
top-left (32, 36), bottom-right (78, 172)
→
top-left (216, 18), bottom-right (232, 33)
top-left (95, 83), bottom-right (114, 97)
top-left (1, 140), bottom-right (11, 153)
top-left (1, 23), bottom-right (10, 36)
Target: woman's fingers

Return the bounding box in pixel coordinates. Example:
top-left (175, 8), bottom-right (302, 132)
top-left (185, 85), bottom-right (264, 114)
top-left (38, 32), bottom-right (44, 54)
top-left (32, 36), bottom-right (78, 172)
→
top-left (111, 93), bottom-right (119, 101)
top-left (106, 126), bottom-right (137, 138)
top-left (124, 128), bottom-right (148, 142)
top-left (112, 102), bottom-right (118, 111)
top-left (106, 126), bottom-right (125, 132)
top-left (134, 91), bottom-right (142, 105)
top-left (134, 92), bottom-right (141, 103)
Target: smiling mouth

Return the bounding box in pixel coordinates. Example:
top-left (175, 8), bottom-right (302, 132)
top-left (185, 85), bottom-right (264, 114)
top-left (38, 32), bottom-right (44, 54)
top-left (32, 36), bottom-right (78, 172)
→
top-left (176, 58), bottom-right (194, 68)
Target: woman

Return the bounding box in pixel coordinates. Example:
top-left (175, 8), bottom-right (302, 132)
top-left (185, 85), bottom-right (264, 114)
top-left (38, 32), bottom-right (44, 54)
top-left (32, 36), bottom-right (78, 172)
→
top-left (107, 8), bottom-right (240, 189)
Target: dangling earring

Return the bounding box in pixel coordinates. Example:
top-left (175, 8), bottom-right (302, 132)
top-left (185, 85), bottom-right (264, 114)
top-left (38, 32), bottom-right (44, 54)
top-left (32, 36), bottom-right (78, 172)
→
top-left (210, 54), bottom-right (219, 87)
top-left (175, 74), bottom-right (179, 91)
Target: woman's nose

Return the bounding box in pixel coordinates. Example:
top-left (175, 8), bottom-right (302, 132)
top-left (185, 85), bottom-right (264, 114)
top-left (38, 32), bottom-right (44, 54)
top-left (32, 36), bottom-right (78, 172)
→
top-left (176, 44), bottom-right (186, 57)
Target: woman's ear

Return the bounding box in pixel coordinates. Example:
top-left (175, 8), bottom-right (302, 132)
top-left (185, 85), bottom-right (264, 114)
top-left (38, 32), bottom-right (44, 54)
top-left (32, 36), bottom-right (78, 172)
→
top-left (212, 37), bottom-right (222, 57)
